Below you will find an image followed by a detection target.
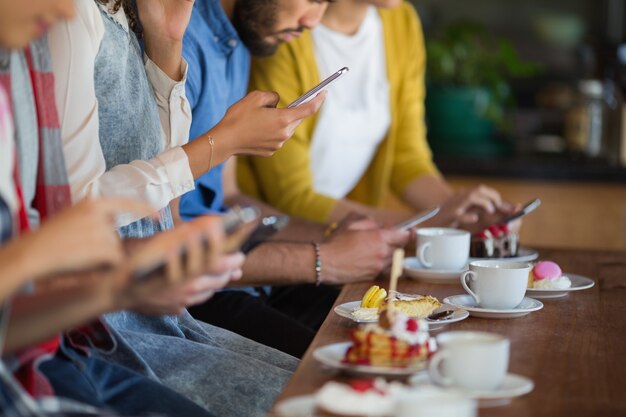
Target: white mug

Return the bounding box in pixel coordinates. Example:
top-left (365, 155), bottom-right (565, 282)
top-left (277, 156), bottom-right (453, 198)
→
top-left (460, 260), bottom-right (530, 309)
top-left (429, 331), bottom-right (510, 392)
top-left (416, 228), bottom-right (470, 270)
top-left (395, 387), bottom-right (477, 417)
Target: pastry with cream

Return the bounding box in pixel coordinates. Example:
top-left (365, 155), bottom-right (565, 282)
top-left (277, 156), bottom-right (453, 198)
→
top-left (344, 309), bottom-right (436, 368)
top-left (315, 378), bottom-right (405, 417)
top-left (528, 260), bottom-right (572, 289)
top-left (352, 286), bottom-right (441, 321)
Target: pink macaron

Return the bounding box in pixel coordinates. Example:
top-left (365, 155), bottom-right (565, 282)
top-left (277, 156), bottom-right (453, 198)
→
top-left (532, 261), bottom-right (562, 281)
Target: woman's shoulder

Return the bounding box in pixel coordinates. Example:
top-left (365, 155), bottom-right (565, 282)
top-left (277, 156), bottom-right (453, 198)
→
top-left (379, 1), bottom-right (421, 31)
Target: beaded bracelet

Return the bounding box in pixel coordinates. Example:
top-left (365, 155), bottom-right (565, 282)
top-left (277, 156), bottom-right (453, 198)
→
top-left (311, 241), bottom-right (322, 286)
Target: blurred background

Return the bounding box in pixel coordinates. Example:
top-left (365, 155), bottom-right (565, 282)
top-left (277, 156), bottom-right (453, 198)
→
top-left (404, 0), bottom-right (626, 250)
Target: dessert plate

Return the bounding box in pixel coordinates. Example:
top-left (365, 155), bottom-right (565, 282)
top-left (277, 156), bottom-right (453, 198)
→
top-left (334, 301), bottom-right (469, 330)
top-left (526, 273), bottom-right (595, 299)
top-left (469, 246), bottom-right (539, 263)
top-left (443, 295), bottom-right (543, 319)
top-left (410, 372), bottom-right (534, 405)
top-left (313, 342), bottom-right (426, 376)
top-left (403, 257), bottom-right (465, 283)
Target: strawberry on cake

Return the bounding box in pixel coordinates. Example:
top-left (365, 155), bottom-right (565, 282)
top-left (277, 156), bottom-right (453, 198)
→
top-left (315, 379), bottom-right (405, 417)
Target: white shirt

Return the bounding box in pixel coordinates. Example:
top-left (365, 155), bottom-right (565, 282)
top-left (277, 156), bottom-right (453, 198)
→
top-left (310, 7), bottom-right (391, 199)
top-left (48, 0), bottom-right (194, 225)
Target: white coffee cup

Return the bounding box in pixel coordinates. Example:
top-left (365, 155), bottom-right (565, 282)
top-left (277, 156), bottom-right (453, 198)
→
top-left (395, 387), bottom-right (477, 417)
top-left (460, 260), bottom-right (531, 310)
top-left (416, 228), bottom-right (470, 270)
top-left (429, 331), bottom-right (510, 392)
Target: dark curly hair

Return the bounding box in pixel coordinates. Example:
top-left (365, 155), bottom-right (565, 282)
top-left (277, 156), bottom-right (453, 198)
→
top-left (96, 0), bottom-right (142, 36)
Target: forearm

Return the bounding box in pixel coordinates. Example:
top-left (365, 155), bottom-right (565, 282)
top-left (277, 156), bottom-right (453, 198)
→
top-left (3, 286), bottom-right (118, 353)
top-left (143, 38), bottom-right (184, 82)
top-left (0, 243), bottom-right (34, 302)
top-left (401, 174), bottom-right (453, 211)
top-left (236, 242), bottom-right (317, 286)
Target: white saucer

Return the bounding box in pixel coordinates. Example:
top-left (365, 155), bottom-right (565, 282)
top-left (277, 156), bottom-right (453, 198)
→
top-left (313, 342), bottom-right (426, 376)
top-left (334, 301), bottom-right (469, 330)
top-left (469, 246), bottom-right (539, 263)
top-left (526, 273), bottom-right (595, 299)
top-left (443, 295), bottom-right (543, 318)
top-left (403, 257), bottom-right (465, 283)
top-left (410, 372), bottom-right (534, 405)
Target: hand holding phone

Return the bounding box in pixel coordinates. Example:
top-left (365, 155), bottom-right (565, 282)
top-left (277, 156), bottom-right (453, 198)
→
top-left (501, 198), bottom-right (541, 224)
top-left (241, 215), bottom-right (290, 254)
top-left (131, 206), bottom-right (260, 281)
top-left (287, 67), bottom-right (349, 108)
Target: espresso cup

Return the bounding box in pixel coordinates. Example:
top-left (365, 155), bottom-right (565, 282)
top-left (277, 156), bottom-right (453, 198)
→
top-left (416, 228), bottom-right (470, 270)
top-left (429, 331), bottom-right (510, 392)
top-left (395, 387), bottom-right (477, 417)
top-left (460, 260), bottom-right (531, 310)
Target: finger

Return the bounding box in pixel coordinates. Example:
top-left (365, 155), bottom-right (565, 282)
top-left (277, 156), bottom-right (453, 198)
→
top-left (285, 90), bottom-right (327, 120)
top-left (212, 252), bottom-right (246, 276)
top-left (473, 185), bottom-right (502, 209)
top-left (191, 216), bottom-right (224, 271)
top-left (381, 229), bottom-right (411, 247)
top-left (183, 229), bottom-right (204, 278)
top-left (164, 244), bottom-right (184, 284)
top-left (222, 221), bottom-right (257, 254)
top-left (346, 218), bottom-right (379, 231)
top-left (255, 90), bottom-right (280, 108)
top-left (463, 193), bottom-right (497, 215)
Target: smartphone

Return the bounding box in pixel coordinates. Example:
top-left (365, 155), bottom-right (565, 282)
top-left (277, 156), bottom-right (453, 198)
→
top-left (501, 198), bottom-right (541, 224)
top-left (395, 207), bottom-right (440, 231)
top-left (131, 206), bottom-right (260, 281)
top-left (240, 215), bottom-right (290, 254)
top-left (287, 67), bottom-right (349, 108)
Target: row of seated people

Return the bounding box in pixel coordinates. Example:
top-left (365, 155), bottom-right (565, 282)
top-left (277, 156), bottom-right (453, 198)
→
top-left (0, 0), bottom-right (518, 416)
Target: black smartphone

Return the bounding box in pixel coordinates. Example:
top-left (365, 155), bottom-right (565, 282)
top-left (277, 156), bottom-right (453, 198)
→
top-left (501, 198), bottom-right (541, 224)
top-left (240, 215), bottom-right (290, 254)
top-left (287, 67), bottom-right (349, 108)
top-left (131, 206), bottom-right (260, 281)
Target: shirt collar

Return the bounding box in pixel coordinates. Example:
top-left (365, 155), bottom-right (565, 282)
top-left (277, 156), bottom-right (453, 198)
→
top-left (195, 0), bottom-right (243, 54)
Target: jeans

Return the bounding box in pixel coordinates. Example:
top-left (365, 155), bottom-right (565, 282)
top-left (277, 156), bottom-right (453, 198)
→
top-left (39, 340), bottom-right (216, 417)
top-left (100, 310), bottom-right (298, 417)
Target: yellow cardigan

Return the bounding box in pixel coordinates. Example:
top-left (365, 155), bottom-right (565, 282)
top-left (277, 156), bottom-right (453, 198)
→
top-left (238, 2), bottom-right (439, 224)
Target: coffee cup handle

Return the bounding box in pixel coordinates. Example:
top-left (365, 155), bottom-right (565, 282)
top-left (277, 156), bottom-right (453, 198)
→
top-left (417, 242), bottom-right (432, 268)
top-left (460, 270), bottom-right (480, 304)
top-left (428, 350), bottom-right (453, 387)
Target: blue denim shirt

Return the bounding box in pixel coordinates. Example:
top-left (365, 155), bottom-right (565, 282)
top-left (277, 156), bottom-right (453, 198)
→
top-left (179, 0), bottom-right (250, 219)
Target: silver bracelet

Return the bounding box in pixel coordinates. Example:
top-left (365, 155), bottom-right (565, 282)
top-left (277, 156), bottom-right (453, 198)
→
top-left (311, 241), bottom-right (322, 286)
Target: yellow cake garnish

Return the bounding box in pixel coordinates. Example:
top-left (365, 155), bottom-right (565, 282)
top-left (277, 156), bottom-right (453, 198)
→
top-left (361, 285), bottom-right (388, 308)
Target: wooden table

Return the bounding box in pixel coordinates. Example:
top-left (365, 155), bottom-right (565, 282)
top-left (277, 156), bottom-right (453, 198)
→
top-left (271, 247), bottom-right (626, 417)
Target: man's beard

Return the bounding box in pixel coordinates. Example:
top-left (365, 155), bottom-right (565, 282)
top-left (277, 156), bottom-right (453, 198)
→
top-left (232, 0), bottom-right (280, 57)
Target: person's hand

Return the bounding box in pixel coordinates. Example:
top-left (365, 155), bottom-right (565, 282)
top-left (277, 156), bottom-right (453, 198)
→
top-left (116, 216), bottom-right (246, 315)
top-left (20, 198), bottom-right (155, 281)
top-left (320, 227), bottom-right (410, 285)
top-left (135, 0), bottom-right (194, 43)
top-left (433, 185), bottom-right (514, 232)
top-left (211, 90), bottom-right (326, 157)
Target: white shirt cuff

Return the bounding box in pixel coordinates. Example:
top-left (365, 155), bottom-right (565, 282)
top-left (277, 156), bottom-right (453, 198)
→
top-left (156, 146), bottom-right (195, 198)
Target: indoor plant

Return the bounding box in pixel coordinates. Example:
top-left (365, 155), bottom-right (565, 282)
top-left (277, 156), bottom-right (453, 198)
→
top-left (425, 22), bottom-right (540, 156)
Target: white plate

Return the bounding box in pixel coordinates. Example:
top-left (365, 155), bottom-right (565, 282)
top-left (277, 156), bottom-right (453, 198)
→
top-left (443, 295), bottom-right (543, 319)
top-left (526, 273), bottom-right (595, 299)
top-left (273, 396), bottom-right (317, 417)
top-left (334, 301), bottom-right (469, 330)
top-left (469, 246), bottom-right (539, 263)
top-left (313, 342), bottom-right (426, 376)
top-left (410, 372), bottom-right (534, 403)
top-left (403, 257), bottom-right (465, 283)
